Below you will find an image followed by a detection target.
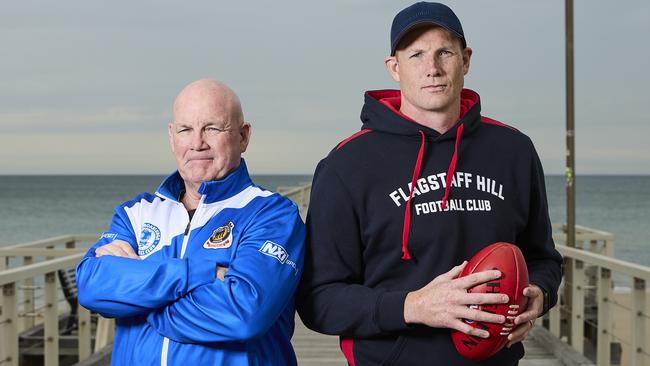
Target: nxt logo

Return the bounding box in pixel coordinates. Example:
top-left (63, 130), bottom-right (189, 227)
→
top-left (259, 241), bottom-right (289, 264)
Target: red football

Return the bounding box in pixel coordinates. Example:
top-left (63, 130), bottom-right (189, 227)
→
top-left (451, 242), bottom-right (529, 361)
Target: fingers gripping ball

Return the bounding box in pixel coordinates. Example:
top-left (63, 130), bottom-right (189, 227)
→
top-left (451, 242), bottom-right (529, 361)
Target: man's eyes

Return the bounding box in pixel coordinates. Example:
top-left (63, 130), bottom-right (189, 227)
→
top-left (408, 50), bottom-right (453, 59)
top-left (177, 127), bottom-right (224, 133)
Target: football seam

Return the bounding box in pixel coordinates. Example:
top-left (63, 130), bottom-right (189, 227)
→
top-left (470, 243), bottom-right (512, 358)
top-left (467, 243), bottom-right (504, 273)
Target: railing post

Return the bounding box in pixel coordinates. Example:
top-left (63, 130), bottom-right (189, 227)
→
top-left (597, 267), bottom-right (612, 366)
top-left (631, 277), bottom-right (646, 366)
top-left (2, 283), bottom-right (18, 366)
top-left (563, 253), bottom-right (574, 343)
top-left (44, 272), bottom-right (59, 366)
top-left (604, 237), bottom-right (614, 257)
top-left (78, 305), bottom-right (92, 361)
top-left (23, 256), bottom-right (35, 331)
top-left (571, 259), bottom-right (585, 354)
top-left (299, 186), bottom-right (308, 221)
top-left (94, 317), bottom-right (115, 352)
top-left (46, 243), bottom-right (55, 261)
top-left (549, 278), bottom-right (562, 337)
top-left (0, 254), bottom-right (5, 318)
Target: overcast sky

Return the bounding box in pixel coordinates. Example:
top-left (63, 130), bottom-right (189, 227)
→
top-left (1, 0), bottom-right (648, 175)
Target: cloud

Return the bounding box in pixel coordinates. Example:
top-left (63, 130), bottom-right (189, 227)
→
top-left (1, 0), bottom-right (649, 174)
top-left (1, 106), bottom-right (168, 134)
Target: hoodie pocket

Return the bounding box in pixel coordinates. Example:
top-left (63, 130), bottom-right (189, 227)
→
top-left (380, 336), bottom-right (408, 366)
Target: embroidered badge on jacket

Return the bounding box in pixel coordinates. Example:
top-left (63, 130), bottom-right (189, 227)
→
top-left (138, 223), bottom-right (161, 256)
top-left (204, 222), bottom-right (235, 249)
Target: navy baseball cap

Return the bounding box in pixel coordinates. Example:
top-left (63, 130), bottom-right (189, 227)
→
top-left (390, 2), bottom-right (466, 56)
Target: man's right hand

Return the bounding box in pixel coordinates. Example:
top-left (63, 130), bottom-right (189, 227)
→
top-left (403, 261), bottom-right (508, 338)
top-left (95, 240), bottom-right (140, 259)
top-left (216, 266), bottom-right (228, 281)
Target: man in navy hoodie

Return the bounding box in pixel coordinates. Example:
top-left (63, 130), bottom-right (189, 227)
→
top-left (297, 2), bottom-right (562, 365)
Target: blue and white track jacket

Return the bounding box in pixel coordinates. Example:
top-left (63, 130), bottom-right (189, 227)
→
top-left (77, 160), bottom-right (306, 365)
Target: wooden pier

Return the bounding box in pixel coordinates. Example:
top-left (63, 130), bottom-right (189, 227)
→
top-left (0, 184), bottom-right (647, 365)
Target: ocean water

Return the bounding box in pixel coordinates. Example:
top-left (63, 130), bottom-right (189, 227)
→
top-left (0, 175), bottom-right (648, 267)
top-left (0, 175), bottom-right (310, 247)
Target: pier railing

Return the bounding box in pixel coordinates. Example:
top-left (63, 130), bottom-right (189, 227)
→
top-left (0, 235), bottom-right (97, 366)
top-left (2, 189), bottom-right (649, 366)
top-left (550, 224), bottom-right (650, 366)
top-left (278, 184), bottom-right (311, 221)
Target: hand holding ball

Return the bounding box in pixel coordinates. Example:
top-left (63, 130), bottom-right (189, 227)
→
top-left (451, 242), bottom-right (529, 361)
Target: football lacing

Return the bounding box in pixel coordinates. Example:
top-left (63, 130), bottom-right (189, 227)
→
top-left (502, 305), bottom-right (520, 334)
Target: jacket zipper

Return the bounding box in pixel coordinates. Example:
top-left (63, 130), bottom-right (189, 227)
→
top-left (161, 199), bottom-right (201, 366)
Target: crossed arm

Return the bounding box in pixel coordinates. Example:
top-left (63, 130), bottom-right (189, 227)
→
top-left (77, 199), bottom-right (306, 343)
top-left (95, 239), bottom-right (228, 280)
top-left (76, 239), bottom-right (217, 318)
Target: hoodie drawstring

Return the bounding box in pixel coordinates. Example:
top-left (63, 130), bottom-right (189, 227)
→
top-left (401, 124), bottom-right (465, 261)
top-left (401, 130), bottom-right (426, 260)
top-left (441, 123), bottom-right (464, 209)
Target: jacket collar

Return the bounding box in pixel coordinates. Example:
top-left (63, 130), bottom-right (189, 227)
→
top-left (155, 159), bottom-right (253, 204)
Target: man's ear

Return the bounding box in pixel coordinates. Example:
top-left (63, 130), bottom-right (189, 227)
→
top-left (462, 47), bottom-right (473, 75)
top-left (385, 55), bottom-right (400, 83)
top-left (168, 122), bottom-right (175, 153)
top-left (239, 123), bottom-right (252, 153)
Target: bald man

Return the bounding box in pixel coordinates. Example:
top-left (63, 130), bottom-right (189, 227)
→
top-left (77, 80), bottom-right (306, 366)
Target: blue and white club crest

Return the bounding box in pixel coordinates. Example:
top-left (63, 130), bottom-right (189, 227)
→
top-left (138, 223), bottom-right (161, 256)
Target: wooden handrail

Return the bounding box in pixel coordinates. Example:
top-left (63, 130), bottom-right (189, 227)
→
top-left (557, 244), bottom-right (650, 281)
top-left (0, 253), bottom-right (84, 287)
top-left (0, 234), bottom-right (97, 250)
top-left (0, 248), bottom-right (86, 257)
top-left (280, 184), bottom-right (311, 199)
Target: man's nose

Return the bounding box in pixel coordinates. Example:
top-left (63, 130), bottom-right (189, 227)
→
top-left (190, 130), bottom-right (208, 150)
top-left (426, 56), bottom-right (441, 77)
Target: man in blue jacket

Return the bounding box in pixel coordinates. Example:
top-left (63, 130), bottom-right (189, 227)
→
top-left (77, 79), bottom-right (306, 365)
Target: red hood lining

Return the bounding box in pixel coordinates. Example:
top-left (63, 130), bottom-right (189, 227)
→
top-left (368, 89), bottom-right (479, 127)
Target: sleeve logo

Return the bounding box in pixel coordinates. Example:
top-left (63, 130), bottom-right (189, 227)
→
top-left (204, 222), bottom-right (234, 249)
top-left (99, 232), bottom-right (117, 241)
top-left (258, 241), bottom-right (288, 264)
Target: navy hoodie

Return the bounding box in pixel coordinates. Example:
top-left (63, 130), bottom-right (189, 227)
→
top-left (297, 88), bottom-right (563, 366)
